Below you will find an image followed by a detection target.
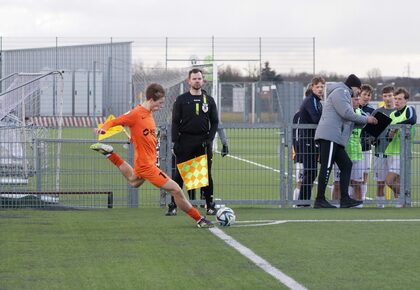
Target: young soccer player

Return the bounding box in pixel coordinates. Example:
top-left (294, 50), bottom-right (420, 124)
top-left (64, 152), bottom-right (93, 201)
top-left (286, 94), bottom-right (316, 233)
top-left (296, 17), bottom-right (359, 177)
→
top-left (90, 83), bottom-right (213, 228)
top-left (372, 86), bottom-right (395, 208)
top-left (297, 76), bottom-right (325, 205)
top-left (384, 87), bottom-right (417, 207)
top-left (358, 84), bottom-right (375, 200)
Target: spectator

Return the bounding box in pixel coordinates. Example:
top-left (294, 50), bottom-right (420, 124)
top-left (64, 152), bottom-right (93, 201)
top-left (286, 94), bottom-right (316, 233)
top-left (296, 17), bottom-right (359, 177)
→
top-left (358, 84), bottom-right (375, 200)
top-left (296, 76), bottom-right (325, 206)
top-left (313, 74), bottom-right (377, 208)
top-left (372, 86), bottom-right (395, 208)
top-left (384, 87), bottom-right (417, 207)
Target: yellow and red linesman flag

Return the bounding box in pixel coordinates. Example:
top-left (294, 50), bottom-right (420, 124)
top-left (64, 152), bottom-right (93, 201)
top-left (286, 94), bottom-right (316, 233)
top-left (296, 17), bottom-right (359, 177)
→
top-left (97, 115), bottom-right (130, 141)
top-left (176, 154), bottom-right (209, 190)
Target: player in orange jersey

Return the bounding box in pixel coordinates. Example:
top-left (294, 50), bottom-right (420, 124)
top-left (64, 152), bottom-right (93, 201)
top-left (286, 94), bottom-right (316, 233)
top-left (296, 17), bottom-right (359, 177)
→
top-left (90, 83), bottom-right (213, 228)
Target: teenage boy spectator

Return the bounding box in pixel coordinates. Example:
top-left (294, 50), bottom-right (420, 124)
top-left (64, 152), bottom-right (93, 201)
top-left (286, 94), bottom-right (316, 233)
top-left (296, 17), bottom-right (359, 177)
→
top-left (296, 76), bottom-right (325, 205)
top-left (385, 87), bottom-right (417, 207)
top-left (372, 86), bottom-right (395, 208)
top-left (358, 84), bottom-right (375, 200)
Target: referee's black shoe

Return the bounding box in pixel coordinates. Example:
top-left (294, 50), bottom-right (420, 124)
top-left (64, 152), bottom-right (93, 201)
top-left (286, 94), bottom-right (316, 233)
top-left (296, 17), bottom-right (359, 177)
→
top-left (340, 197), bottom-right (363, 208)
top-left (314, 198), bottom-right (336, 208)
top-left (165, 202), bottom-right (177, 216)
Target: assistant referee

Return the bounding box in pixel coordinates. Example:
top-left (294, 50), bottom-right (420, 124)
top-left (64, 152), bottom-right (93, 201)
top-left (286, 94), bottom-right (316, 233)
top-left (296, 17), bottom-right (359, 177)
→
top-left (167, 68), bottom-right (219, 216)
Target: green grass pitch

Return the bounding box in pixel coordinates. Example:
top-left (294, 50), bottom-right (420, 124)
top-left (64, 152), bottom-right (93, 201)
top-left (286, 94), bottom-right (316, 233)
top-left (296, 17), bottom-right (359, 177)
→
top-left (1, 208), bottom-right (420, 289)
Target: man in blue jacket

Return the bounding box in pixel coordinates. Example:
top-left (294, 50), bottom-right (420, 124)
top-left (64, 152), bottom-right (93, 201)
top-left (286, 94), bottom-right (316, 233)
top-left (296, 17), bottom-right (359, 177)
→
top-left (297, 76), bottom-right (325, 205)
top-left (314, 74), bottom-right (378, 208)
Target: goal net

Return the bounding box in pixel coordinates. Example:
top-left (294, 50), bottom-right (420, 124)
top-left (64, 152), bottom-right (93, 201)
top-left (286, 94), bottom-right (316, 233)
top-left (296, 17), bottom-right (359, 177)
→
top-left (0, 72), bottom-right (64, 201)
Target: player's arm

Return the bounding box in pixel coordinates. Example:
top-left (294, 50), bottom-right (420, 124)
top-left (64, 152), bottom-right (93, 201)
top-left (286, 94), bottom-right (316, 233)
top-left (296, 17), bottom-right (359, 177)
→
top-left (99, 110), bottom-right (136, 134)
top-left (389, 107), bottom-right (417, 138)
top-left (208, 97), bottom-right (219, 142)
top-left (218, 124), bottom-right (229, 157)
top-left (331, 91), bottom-right (369, 125)
top-left (171, 98), bottom-right (182, 143)
top-left (399, 106), bottom-right (417, 125)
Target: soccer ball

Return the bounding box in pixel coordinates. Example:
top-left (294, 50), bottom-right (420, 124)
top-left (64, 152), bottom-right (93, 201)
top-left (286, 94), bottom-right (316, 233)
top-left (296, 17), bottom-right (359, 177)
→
top-left (216, 207), bottom-right (236, 226)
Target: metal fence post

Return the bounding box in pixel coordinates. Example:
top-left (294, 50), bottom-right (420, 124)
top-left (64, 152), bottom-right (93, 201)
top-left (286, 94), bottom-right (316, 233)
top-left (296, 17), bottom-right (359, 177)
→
top-left (286, 124), bottom-right (294, 207)
top-left (406, 125), bottom-right (412, 207)
top-left (399, 125), bottom-right (405, 207)
top-left (158, 125), bottom-right (171, 207)
top-left (35, 138), bottom-right (42, 192)
top-left (402, 125), bottom-right (412, 207)
top-left (127, 142), bottom-right (138, 208)
top-left (279, 126), bottom-right (285, 207)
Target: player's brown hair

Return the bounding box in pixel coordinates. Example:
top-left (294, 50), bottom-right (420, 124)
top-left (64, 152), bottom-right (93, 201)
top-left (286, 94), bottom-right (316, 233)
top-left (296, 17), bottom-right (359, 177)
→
top-left (311, 76), bottom-right (326, 86)
top-left (382, 85), bottom-right (394, 94)
top-left (305, 76), bottom-right (325, 96)
top-left (145, 83), bottom-right (165, 101)
top-left (394, 87), bottom-right (410, 100)
top-left (361, 84), bottom-right (373, 93)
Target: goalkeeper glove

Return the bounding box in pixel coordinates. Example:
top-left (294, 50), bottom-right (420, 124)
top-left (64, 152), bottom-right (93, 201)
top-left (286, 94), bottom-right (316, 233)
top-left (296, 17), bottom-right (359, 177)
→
top-left (221, 145), bottom-right (229, 157)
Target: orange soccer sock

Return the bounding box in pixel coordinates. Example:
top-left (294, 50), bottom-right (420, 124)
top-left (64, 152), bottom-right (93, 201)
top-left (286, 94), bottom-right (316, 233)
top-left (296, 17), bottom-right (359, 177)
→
top-left (108, 153), bottom-right (125, 168)
top-left (186, 207), bottom-right (202, 222)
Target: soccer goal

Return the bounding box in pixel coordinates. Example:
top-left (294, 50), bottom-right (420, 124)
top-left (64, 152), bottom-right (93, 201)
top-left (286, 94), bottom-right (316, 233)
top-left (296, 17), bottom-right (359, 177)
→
top-left (0, 71), bottom-right (64, 203)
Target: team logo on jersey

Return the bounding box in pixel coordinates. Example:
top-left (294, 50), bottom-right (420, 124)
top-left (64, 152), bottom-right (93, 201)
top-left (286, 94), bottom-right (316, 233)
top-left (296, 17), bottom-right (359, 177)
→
top-left (202, 103), bottom-right (208, 113)
top-left (143, 128), bottom-right (156, 137)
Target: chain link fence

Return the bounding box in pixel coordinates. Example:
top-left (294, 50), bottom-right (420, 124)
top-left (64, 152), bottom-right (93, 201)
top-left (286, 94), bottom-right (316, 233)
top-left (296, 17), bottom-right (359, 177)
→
top-left (1, 123), bottom-right (418, 209)
top-left (1, 37), bottom-right (418, 209)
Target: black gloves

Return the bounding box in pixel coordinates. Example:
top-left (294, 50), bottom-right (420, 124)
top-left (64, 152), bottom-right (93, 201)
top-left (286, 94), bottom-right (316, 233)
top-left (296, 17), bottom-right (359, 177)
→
top-left (221, 145), bottom-right (229, 157)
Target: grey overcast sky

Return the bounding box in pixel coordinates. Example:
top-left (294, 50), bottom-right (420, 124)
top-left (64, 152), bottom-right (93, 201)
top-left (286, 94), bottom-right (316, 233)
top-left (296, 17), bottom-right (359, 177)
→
top-left (1, 0), bottom-right (420, 77)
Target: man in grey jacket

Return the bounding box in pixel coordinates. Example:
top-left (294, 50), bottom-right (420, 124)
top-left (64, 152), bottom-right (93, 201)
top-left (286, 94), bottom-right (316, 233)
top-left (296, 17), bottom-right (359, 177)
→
top-left (314, 74), bottom-right (378, 208)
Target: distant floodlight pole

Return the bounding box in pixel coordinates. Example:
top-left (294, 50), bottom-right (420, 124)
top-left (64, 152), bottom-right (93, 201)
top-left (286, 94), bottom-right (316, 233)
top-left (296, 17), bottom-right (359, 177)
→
top-left (313, 37), bottom-right (316, 76)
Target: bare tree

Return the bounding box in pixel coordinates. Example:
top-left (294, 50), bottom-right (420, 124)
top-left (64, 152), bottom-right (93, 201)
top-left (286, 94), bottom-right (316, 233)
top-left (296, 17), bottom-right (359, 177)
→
top-left (366, 68), bottom-right (383, 86)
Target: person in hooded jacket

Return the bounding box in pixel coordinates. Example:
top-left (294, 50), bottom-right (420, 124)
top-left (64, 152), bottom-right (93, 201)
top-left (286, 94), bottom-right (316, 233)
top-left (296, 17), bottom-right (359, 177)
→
top-left (313, 74), bottom-right (378, 208)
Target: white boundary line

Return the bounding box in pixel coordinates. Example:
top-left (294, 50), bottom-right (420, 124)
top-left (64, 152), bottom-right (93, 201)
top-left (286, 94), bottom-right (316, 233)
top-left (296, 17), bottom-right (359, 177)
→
top-left (209, 219), bottom-right (420, 288)
top-left (214, 151), bottom-right (331, 188)
top-left (215, 151), bottom-right (280, 173)
top-left (233, 219), bottom-right (420, 227)
top-left (209, 227), bottom-right (307, 290)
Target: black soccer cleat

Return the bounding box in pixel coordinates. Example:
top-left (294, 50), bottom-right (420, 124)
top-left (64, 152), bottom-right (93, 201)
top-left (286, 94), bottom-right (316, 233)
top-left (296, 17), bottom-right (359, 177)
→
top-left (197, 217), bottom-right (214, 228)
top-left (165, 203), bottom-right (177, 216)
top-left (340, 197), bottom-right (363, 208)
top-left (206, 202), bottom-right (217, 215)
top-left (314, 198), bottom-right (337, 209)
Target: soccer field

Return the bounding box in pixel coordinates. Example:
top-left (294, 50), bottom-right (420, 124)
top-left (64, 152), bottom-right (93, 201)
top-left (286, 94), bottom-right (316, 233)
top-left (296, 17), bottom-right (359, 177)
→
top-left (1, 207), bottom-right (420, 290)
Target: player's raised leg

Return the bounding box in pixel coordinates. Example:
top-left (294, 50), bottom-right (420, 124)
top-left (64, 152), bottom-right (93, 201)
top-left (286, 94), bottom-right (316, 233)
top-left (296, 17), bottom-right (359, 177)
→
top-left (90, 142), bottom-right (144, 187)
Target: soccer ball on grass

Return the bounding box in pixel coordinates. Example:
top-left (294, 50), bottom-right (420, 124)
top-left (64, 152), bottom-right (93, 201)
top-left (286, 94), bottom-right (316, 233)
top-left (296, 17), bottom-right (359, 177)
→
top-left (216, 207), bottom-right (236, 226)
